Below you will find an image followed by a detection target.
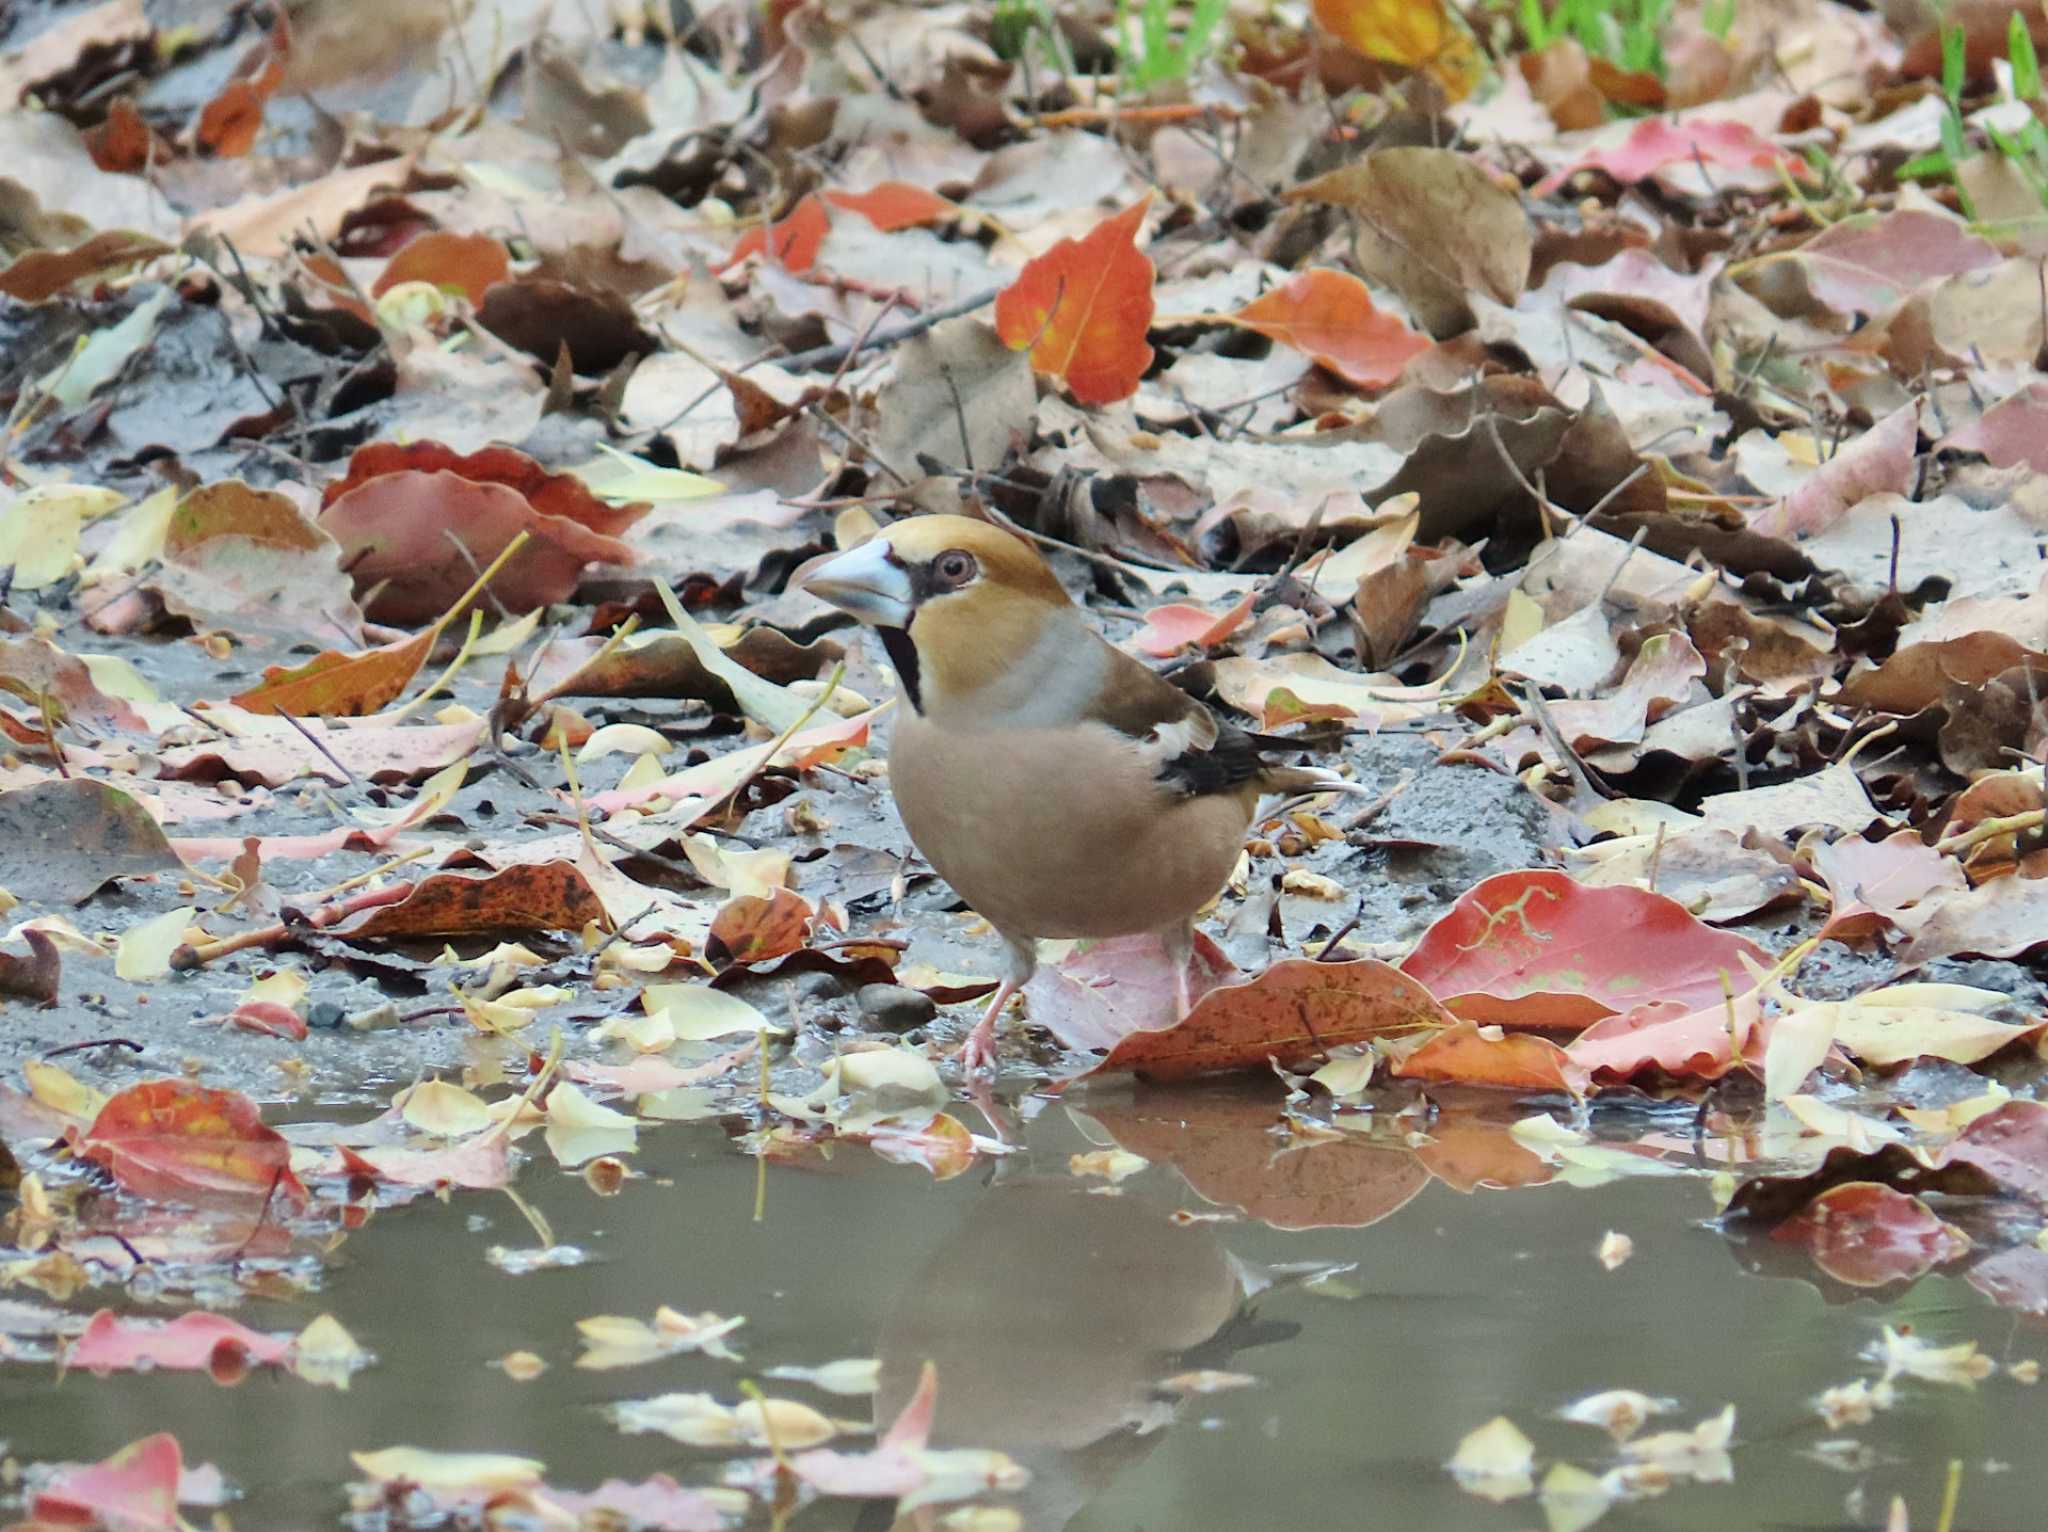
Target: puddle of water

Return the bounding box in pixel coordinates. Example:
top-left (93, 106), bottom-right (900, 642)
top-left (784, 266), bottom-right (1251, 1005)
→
top-left (3, 1082), bottom-right (2043, 1531)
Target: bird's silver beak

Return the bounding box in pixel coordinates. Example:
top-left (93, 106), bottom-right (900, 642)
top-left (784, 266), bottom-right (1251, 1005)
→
top-left (797, 539), bottom-right (915, 628)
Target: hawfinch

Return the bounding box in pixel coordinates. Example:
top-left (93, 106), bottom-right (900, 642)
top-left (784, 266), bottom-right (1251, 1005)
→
top-left (801, 514), bottom-right (1354, 1070)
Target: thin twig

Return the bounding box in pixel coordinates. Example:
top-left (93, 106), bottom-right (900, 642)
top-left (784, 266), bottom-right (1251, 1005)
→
top-left (277, 709), bottom-right (359, 788)
top-left (777, 286), bottom-right (1001, 373)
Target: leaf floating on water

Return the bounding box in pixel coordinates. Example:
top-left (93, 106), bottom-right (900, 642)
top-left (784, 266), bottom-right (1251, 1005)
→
top-left (1447, 1416), bottom-right (1536, 1503)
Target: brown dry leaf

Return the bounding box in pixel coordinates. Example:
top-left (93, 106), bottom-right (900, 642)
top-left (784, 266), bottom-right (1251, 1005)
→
top-left (1287, 148), bottom-right (1531, 335)
top-left (186, 154), bottom-right (419, 258)
top-left (326, 862), bottom-right (609, 940)
top-left (152, 481), bottom-right (363, 647)
top-left (872, 315), bottom-right (1036, 475)
top-left (1088, 958), bottom-right (1455, 1083)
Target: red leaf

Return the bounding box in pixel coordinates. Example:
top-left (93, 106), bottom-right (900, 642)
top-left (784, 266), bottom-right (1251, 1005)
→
top-left (1228, 269), bottom-right (1430, 388)
top-left (32, 1432), bottom-right (183, 1530)
top-left (1935, 1101), bottom-right (2048, 1205)
top-left (1566, 988), bottom-right (1764, 1083)
top-left (322, 440), bottom-right (646, 538)
top-left (319, 470), bottom-right (637, 626)
top-left (75, 1080), bottom-right (307, 1208)
top-left (1399, 870), bottom-right (1770, 1031)
top-left (68, 1309), bottom-right (293, 1378)
top-left (994, 198), bottom-right (1156, 405)
top-left (226, 999), bottom-right (308, 1040)
top-left (1772, 1182), bottom-right (1972, 1288)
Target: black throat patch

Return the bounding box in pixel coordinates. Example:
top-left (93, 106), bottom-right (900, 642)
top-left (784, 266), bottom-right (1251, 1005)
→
top-left (877, 624), bottom-right (922, 713)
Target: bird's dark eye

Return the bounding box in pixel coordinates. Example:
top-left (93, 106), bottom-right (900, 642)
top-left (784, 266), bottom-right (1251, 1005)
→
top-left (931, 550), bottom-right (978, 589)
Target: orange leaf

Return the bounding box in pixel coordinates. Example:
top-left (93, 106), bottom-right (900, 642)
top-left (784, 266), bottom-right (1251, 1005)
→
top-left (325, 861), bottom-right (607, 938)
top-left (724, 182), bottom-right (956, 274)
top-left (372, 231), bottom-right (510, 303)
top-left (83, 98), bottom-right (158, 173)
top-left (0, 231), bottom-right (171, 304)
top-left (1228, 270), bottom-right (1431, 389)
top-left (1087, 1091), bottom-right (1431, 1229)
top-left (1089, 956), bottom-right (1452, 1082)
top-left (1390, 1021), bottom-right (1585, 1093)
top-left (994, 198), bottom-right (1155, 405)
top-left (825, 182), bottom-right (955, 230)
top-left (709, 886), bottom-right (813, 964)
top-left (1309, 0), bottom-right (1482, 99)
top-left (198, 80), bottom-right (267, 157)
top-left (196, 11), bottom-right (288, 158)
top-left (74, 1080), bottom-right (307, 1207)
top-left (233, 629), bottom-right (435, 717)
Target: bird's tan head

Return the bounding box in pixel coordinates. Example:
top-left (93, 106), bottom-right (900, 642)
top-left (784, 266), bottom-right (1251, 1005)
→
top-left (798, 514), bottom-right (1071, 711)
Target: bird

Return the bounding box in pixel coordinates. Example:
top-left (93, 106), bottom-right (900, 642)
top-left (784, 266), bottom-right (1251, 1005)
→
top-left (800, 513), bottom-right (1359, 1071)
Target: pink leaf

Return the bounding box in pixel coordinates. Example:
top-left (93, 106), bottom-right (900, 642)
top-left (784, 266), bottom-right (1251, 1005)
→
top-left (33, 1432), bottom-right (184, 1530)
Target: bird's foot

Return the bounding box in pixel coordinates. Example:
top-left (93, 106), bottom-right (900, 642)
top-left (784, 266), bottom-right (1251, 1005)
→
top-left (954, 1015), bottom-right (1000, 1074)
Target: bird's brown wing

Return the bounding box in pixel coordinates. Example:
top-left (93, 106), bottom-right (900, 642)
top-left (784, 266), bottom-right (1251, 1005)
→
top-left (1081, 638), bottom-right (1273, 800)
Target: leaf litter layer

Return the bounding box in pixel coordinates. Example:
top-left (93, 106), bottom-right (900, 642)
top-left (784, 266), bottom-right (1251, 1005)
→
top-left (6, 0), bottom-right (2048, 1525)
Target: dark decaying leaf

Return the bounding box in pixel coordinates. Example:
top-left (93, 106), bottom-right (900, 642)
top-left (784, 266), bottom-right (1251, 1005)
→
top-left (0, 779), bottom-right (183, 904)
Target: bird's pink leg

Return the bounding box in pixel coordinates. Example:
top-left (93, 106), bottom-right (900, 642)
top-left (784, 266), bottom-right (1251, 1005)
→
top-left (955, 977), bottom-right (1017, 1074)
top-left (1161, 920), bottom-right (1196, 1021)
top-left (955, 934), bottom-right (1037, 1074)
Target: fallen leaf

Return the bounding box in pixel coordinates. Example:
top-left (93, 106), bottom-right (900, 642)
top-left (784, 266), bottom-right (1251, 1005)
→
top-left (1087, 957), bottom-right (1456, 1082)
top-left (1772, 1182), bottom-right (1972, 1287)
top-left (994, 198), bottom-right (1155, 405)
top-left (1399, 870), bottom-right (1768, 1030)
top-left (73, 1079), bottom-right (307, 1207)
top-left (1221, 269), bottom-right (1431, 388)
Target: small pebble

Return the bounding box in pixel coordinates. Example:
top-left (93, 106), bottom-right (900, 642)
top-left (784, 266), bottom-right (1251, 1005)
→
top-left (858, 983), bottom-right (937, 1032)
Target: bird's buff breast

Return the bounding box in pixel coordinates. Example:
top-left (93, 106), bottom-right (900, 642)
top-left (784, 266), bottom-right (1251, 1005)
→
top-left (887, 714), bottom-right (1251, 940)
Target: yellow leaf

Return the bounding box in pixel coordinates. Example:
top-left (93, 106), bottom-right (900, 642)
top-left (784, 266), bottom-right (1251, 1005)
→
top-left (1309, 0), bottom-right (1483, 99)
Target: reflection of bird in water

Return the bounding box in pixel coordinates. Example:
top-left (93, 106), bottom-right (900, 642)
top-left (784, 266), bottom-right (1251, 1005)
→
top-left (857, 1177), bottom-right (1300, 1532)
